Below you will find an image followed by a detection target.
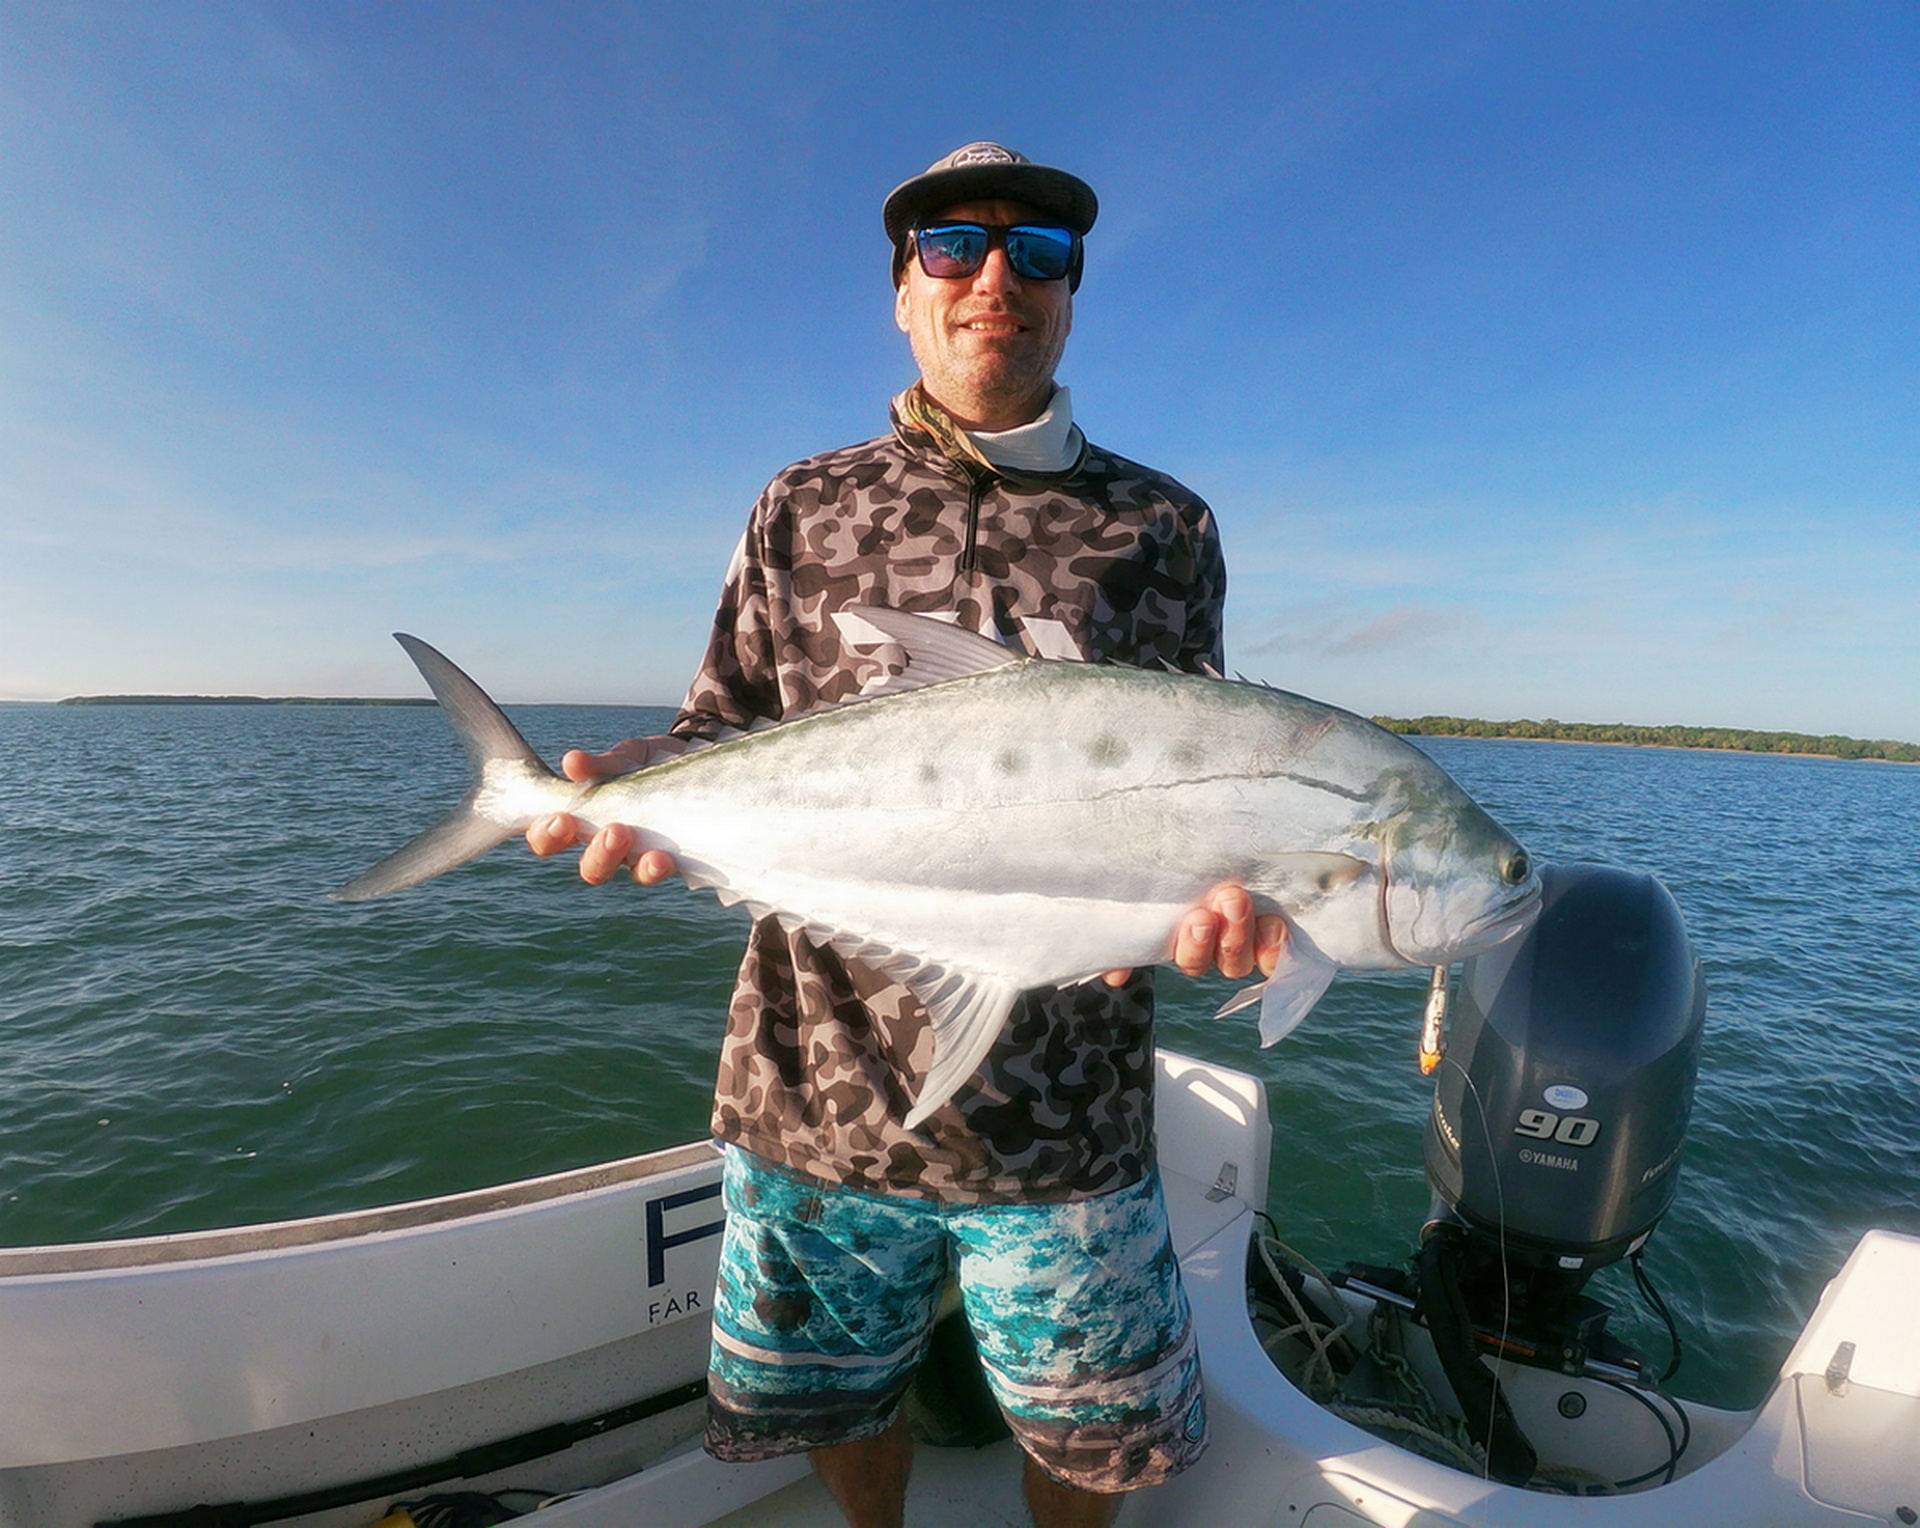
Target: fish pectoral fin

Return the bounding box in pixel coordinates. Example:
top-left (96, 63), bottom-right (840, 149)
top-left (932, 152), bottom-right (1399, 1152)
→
top-left (1248, 851), bottom-right (1370, 901)
top-left (1212, 942), bottom-right (1339, 1046)
top-left (900, 968), bottom-right (1024, 1131)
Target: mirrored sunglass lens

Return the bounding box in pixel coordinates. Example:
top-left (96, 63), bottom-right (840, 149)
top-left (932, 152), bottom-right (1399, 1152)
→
top-left (1005, 227), bottom-right (1074, 280)
top-left (917, 225), bottom-right (987, 276)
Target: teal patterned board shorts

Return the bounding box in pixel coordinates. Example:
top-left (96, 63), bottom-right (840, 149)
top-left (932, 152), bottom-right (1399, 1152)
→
top-left (704, 1147), bottom-right (1207, 1493)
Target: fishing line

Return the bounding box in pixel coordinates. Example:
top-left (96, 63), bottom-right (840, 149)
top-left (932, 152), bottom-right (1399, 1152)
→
top-left (1434, 1044), bottom-right (1518, 1491)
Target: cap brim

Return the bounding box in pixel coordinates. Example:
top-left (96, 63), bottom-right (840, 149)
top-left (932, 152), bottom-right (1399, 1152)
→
top-left (883, 163), bottom-right (1098, 243)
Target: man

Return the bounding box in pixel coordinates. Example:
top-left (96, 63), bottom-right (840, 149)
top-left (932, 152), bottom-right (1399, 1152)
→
top-left (529, 144), bottom-right (1280, 1528)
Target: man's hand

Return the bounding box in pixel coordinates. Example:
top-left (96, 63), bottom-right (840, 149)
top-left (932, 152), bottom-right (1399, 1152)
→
top-left (1103, 884), bottom-right (1287, 987)
top-left (524, 738), bottom-right (682, 886)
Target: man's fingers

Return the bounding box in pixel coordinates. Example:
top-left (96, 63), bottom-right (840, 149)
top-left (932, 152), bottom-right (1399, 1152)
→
top-left (528, 812), bottom-right (679, 888)
top-left (1172, 886), bottom-right (1259, 978)
top-left (564, 736), bottom-right (674, 782)
top-left (1254, 914), bottom-right (1288, 978)
top-left (1171, 908), bottom-right (1219, 977)
top-left (577, 823), bottom-right (636, 885)
top-left (1207, 885), bottom-right (1255, 979)
top-left (526, 813), bottom-right (580, 859)
top-left (562, 748), bottom-right (621, 783)
top-left (633, 848), bottom-right (678, 886)
top-left (583, 831), bottom-right (680, 887)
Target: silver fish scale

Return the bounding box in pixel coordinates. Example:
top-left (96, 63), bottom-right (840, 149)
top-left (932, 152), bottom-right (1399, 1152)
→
top-left (541, 659), bottom-right (1509, 1008)
top-left (579, 661), bottom-right (1408, 907)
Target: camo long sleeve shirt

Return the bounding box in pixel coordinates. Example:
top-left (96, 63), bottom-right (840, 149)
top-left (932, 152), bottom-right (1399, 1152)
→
top-left (668, 391), bottom-right (1226, 1204)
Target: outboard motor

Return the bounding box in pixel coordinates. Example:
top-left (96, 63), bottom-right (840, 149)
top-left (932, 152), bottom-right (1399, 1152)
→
top-left (1414, 862), bottom-right (1704, 1481)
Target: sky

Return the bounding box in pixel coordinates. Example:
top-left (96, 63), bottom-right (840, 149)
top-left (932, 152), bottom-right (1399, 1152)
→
top-left (2, 2), bottom-right (1915, 741)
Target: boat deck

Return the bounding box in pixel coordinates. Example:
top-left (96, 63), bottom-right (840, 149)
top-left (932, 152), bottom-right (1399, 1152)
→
top-left (707, 1438), bottom-right (1033, 1528)
top-left (11, 1049), bottom-right (1917, 1528)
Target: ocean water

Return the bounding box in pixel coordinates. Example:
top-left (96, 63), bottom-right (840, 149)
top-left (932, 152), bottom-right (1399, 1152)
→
top-left (2, 702), bottom-right (1916, 1412)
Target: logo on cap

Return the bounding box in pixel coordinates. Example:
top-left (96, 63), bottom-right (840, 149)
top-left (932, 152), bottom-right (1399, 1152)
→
top-left (947, 143), bottom-right (1023, 168)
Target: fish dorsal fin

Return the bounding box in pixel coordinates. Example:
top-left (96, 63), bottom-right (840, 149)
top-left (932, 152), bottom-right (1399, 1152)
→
top-left (832, 607), bottom-right (1025, 696)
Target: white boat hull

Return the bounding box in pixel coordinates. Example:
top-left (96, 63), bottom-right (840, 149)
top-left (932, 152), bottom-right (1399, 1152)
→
top-left (2, 1052), bottom-right (1914, 1527)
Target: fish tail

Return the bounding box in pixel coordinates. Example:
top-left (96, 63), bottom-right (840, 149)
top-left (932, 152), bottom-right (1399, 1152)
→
top-left (330, 635), bottom-right (560, 902)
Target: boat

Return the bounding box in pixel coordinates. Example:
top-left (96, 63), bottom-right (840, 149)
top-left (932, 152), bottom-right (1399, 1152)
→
top-left (5, 865), bottom-right (1916, 1527)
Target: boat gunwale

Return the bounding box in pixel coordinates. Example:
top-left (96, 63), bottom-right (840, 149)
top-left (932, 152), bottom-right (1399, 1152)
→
top-left (0, 1138), bottom-right (722, 1276)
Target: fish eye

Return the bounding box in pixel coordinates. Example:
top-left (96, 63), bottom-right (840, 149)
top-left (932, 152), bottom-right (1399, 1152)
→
top-left (1502, 850), bottom-right (1532, 885)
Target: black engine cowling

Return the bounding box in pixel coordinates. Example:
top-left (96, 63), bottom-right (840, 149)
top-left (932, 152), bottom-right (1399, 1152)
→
top-left (1424, 861), bottom-right (1704, 1273)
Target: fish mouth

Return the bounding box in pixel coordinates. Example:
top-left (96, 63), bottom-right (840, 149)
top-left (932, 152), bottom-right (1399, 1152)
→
top-left (1383, 877), bottom-right (1543, 966)
top-left (1446, 882), bottom-right (1543, 960)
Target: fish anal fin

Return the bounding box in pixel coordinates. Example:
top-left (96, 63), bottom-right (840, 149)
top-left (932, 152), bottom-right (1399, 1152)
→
top-left (671, 878), bottom-right (1021, 1127)
top-left (900, 968), bottom-right (1024, 1130)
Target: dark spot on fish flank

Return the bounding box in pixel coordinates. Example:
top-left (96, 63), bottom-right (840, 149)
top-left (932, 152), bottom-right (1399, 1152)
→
top-left (754, 1291), bottom-right (813, 1333)
top-left (918, 759), bottom-right (940, 785)
top-left (1085, 732), bottom-right (1129, 766)
top-left (1169, 741), bottom-right (1207, 769)
top-left (994, 747), bottom-right (1026, 775)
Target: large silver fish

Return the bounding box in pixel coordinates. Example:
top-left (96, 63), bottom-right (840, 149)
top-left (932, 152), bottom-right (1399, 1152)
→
top-left (334, 609), bottom-right (1540, 1126)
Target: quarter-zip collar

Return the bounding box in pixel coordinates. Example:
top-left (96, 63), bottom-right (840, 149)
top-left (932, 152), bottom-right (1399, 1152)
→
top-left (889, 383), bottom-right (1093, 579)
top-left (889, 383), bottom-right (1089, 483)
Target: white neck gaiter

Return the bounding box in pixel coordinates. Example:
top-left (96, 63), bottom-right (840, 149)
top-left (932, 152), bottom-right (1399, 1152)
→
top-left (967, 386), bottom-right (1084, 475)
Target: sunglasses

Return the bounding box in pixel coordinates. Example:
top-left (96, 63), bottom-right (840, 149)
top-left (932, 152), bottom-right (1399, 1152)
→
top-left (911, 222), bottom-right (1080, 283)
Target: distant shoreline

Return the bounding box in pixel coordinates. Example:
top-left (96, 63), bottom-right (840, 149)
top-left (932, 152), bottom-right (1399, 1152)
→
top-left (56, 695), bottom-right (438, 708)
top-left (45, 695), bottom-right (669, 709)
top-left (1375, 717), bottom-right (1920, 765)
top-left (35, 698), bottom-right (1920, 764)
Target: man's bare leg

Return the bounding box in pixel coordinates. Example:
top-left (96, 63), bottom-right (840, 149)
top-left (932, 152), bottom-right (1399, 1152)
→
top-left (811, 1412), bottom-right (913, 1528)
top-left (1024, 1453), bottom-right (1122, 1528)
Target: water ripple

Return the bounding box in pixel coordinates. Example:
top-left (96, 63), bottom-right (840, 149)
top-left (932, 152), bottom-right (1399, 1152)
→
top-left (2, 712), bottom-right (1916, 1409)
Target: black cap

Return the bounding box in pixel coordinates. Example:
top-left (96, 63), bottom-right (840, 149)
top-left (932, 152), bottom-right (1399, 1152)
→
top-left (883, 142), bottom-right (1099, 245)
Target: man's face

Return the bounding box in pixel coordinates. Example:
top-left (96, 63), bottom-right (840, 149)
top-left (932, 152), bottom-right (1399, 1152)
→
top-left (894, 198), bottom-right (1074, 432)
